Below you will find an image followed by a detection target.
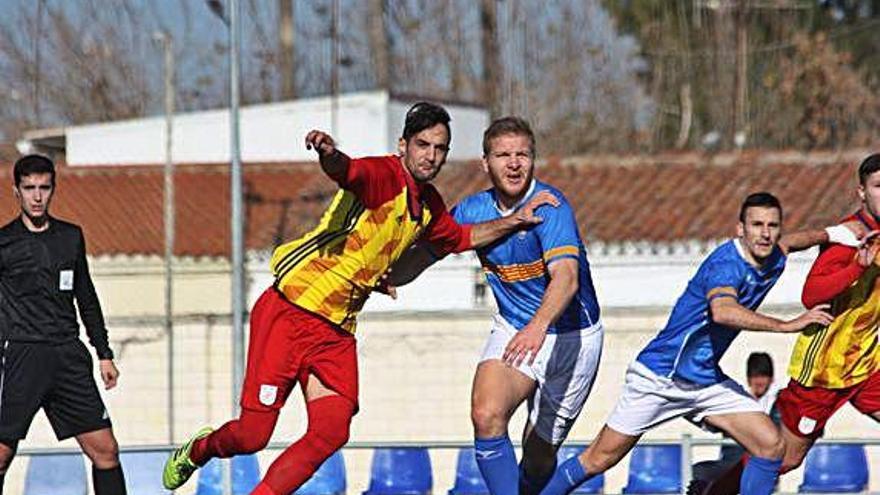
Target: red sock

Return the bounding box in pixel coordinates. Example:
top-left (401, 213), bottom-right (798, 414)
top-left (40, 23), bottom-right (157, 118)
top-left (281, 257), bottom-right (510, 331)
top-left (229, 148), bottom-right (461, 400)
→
top-left (263, 395), bottom-right (355, 494)
top-left (250, 481), bottom-right (278, 495)
top-left (190, 409), bottom-right (279, 465)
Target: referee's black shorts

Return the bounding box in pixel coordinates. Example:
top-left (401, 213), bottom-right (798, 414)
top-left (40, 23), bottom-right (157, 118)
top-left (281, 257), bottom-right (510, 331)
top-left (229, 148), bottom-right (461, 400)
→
top-left (0, 340), bottom-right (112, 442)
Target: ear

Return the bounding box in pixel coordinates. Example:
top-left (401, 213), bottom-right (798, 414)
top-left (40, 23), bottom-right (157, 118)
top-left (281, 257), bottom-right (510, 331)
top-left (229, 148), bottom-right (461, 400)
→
top-left (858, 184), bottom-right (866, 202)
top-left (12, 186), bottom-right (19, 200)
top-left (398, 137), bottom-right (407, 156)
top-left (736, 222), bottom-right (744, 238)
top-left (481, 156), bottom-right (489, 174)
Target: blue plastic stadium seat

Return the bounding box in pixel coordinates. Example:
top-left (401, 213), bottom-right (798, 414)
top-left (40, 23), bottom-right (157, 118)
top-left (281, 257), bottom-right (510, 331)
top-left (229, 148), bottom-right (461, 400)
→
top-left (196, 454), bottom-right (261, 495)
top-left (557, 445), bottom-right (604, 494)
top-left (363, 447), bottom-right (433, 495)
top-left (448, 448), bottom-right (488, 495)
top-left (799, 443), bottom-right (869, 493)
top-left (121, 451), bottom-right (170, 494)
top-left (622, 445), bottom-right (681, 494)
top-left (296, 450), bottom-right (347, 495)
top-left (24, 453), bottom-right (87, 495)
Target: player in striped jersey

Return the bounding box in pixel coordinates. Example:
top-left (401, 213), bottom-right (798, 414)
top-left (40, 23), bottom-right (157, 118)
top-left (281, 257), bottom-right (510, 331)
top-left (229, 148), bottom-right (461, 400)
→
top-left (777, 153), bottom-right (880, 473)
top-left (386, 117), bottom-right (602, 495)
top-left (162, 102), bottom-right (557, 495)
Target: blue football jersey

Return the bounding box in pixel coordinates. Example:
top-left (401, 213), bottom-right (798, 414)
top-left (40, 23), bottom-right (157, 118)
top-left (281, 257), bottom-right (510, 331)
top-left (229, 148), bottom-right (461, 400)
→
top-left (452, 180), bottom-right (600, 334)
top-left (636, 239), bottom-right (786, 385)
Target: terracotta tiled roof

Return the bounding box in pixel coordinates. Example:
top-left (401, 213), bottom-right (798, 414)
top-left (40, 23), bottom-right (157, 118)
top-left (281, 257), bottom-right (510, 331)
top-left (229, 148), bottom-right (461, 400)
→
top-left (0, 150), bottom-right (869, 257)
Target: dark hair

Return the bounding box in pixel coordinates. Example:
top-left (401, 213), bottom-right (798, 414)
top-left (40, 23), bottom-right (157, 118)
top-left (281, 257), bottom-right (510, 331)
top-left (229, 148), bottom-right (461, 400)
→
top-left (402, 102), bottom-right (451, 142)
top-left (13, 154), bottom-right (55, 187)
top-left (747, 352), bottom-right (774, 378)
top-left (857, 153), bottom-right (880, 185)
top-left (482, 116), bottom-right (536, 157)
top-left (739, 192), bottom-right (782, 223)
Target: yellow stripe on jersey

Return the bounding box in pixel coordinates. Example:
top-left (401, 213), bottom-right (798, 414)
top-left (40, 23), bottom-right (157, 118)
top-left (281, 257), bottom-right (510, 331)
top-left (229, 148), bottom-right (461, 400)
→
top-left (706, 286), bottom-right (737, 300)
top-left (788, 268), bottom-right (880, 389)
top-left (484, 259), bottom-right (546, 283)
top-left (543, 246), bottom-right (579, 262)
top-left (270, 188), bottom-right (431, 334)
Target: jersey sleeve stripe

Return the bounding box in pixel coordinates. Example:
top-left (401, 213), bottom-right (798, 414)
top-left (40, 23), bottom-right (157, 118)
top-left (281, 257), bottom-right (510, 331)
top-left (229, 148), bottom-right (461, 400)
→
top-left (543, 246), bottom-right (579, 262)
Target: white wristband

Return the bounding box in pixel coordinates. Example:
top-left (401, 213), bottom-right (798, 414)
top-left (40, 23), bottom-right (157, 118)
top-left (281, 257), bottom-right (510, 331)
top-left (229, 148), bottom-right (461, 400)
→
top-left (825, 224), bottom-right (860, 247)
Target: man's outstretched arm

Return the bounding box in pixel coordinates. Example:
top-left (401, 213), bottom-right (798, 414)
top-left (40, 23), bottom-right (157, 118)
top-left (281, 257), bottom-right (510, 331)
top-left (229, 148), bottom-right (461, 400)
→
top-left (305, 129), bottom-right (350, 179)
top-left (778, 222), bottom-right (864, 254)
top-left (468, 190), bottom-right (559, 248)
top-left (709, 290), bottom-right (833, 333)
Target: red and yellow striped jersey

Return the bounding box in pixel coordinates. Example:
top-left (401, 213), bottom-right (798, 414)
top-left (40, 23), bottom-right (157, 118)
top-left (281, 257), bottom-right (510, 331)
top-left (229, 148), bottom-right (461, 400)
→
top-left (270, 155), bottom-right (471, 334)
top-left (790, 211), bottom-right (880, 389)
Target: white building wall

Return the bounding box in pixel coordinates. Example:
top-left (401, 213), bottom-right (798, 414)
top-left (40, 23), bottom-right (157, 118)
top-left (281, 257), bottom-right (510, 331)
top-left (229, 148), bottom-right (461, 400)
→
top-left (388, 100), bottom-right (489, 162)
top-left (65, 91), bottom-right (488, 166)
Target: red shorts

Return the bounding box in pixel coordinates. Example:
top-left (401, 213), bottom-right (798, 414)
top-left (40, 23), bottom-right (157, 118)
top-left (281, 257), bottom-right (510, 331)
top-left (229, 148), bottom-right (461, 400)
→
top-left (240, 287), bottom-right (358, 413)
top-left (777, 369), bottom-right (880, 439)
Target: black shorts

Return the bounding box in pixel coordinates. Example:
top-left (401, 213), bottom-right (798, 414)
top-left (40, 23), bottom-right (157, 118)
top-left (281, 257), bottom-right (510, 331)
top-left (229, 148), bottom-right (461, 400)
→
top-left (0, 340), bottom-right (111, 441)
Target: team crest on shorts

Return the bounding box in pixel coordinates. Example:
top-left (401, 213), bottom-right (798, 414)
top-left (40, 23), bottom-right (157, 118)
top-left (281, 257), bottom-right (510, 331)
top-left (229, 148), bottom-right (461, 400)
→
top-left (259, 384), bottom-right (278, 406)
top-left (798, 416), bottom-right (817, 435)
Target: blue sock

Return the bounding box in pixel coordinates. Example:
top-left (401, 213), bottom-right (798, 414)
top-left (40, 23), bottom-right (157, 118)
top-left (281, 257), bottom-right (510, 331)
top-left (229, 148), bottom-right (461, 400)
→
top-left (740, 456), bottom-right (782, 495)
top-left (474, 435), bottom-right (519, 495)
top-left (540, 456), bottom-right (590, 495)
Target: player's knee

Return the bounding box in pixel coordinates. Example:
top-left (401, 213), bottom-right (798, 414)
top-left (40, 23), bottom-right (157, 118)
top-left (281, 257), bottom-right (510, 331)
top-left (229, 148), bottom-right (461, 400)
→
top-left (234, 410), bottom-right (277, 454)
top-left (307, 396), bottom-right (354, 454)
top-left (234, 423), bottom-right (273, 454)
top-left (86, 437), bottom-right (120, 467)
top-left (756, 432), bottom-right (785, 460)
top-left (582, 448), bottom-right (620, 474)
top-left (780, 450), bottom-right (806, 473)
top-left (471, 405), bottom-right (506, 437)
top-left (312, 420), bottom-right (350, 454)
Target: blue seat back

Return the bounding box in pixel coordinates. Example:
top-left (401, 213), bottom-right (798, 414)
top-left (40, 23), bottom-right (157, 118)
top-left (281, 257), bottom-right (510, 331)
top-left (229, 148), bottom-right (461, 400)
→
top-left (121, 451), bottom-right (170, 494)
top-left (799, 444), bottom-right (869, 493)
top-left (296, 451), bottom-right (347, 495)
top-left (196, 454), bottom-right (261, 495)
top-left (622, 445), bottom-right (681, 494)
top-left (557, 446), bottom-right (604, 494)
top-left (448, 448), bottom-right (488, 495)
top-left (363, 447), bottom-right (432, 495)
top-left (24, 453), bottom-right (87, 495)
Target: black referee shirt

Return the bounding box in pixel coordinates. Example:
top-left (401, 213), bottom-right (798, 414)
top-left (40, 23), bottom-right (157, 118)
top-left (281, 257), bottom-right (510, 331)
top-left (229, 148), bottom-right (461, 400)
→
top-left (0, 216), bottom-right (113, 359)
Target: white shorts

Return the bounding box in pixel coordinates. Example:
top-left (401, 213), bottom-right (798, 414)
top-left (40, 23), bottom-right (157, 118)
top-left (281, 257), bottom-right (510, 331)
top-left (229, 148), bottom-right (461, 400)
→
top-left (606, 361), bottom-right (764, 436)
top-left (479, 314), bottom-right (604, 445)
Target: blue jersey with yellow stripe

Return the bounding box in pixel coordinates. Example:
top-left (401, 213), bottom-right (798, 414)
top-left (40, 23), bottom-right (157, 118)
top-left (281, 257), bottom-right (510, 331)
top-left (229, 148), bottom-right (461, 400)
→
top-left (636, 239), bottom-right (787, 385)
top-left (452, 180), bottom-right (600, 334)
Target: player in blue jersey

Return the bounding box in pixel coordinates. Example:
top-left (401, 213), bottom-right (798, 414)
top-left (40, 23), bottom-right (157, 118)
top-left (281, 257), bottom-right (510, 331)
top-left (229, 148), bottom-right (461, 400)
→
top-left (386, 117), bottom-right (603, 495)
top-left (539, 192), bottom-right (863, 495)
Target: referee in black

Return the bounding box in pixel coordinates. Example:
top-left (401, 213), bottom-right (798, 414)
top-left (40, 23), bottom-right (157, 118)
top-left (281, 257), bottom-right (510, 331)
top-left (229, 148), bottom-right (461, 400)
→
top-left (0, 155), bottom-right (126, 494)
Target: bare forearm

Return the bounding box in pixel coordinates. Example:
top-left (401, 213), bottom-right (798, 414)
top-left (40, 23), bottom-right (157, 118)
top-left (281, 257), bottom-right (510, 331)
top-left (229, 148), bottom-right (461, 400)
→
top-left (530, 274), bottom-right (578, 330)
top-left (712, 303), bottom-right (786, 332)
top-left (779, 229), bottom-right (829, 254)
top-left (470, 216), bottom-right (520, 248)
